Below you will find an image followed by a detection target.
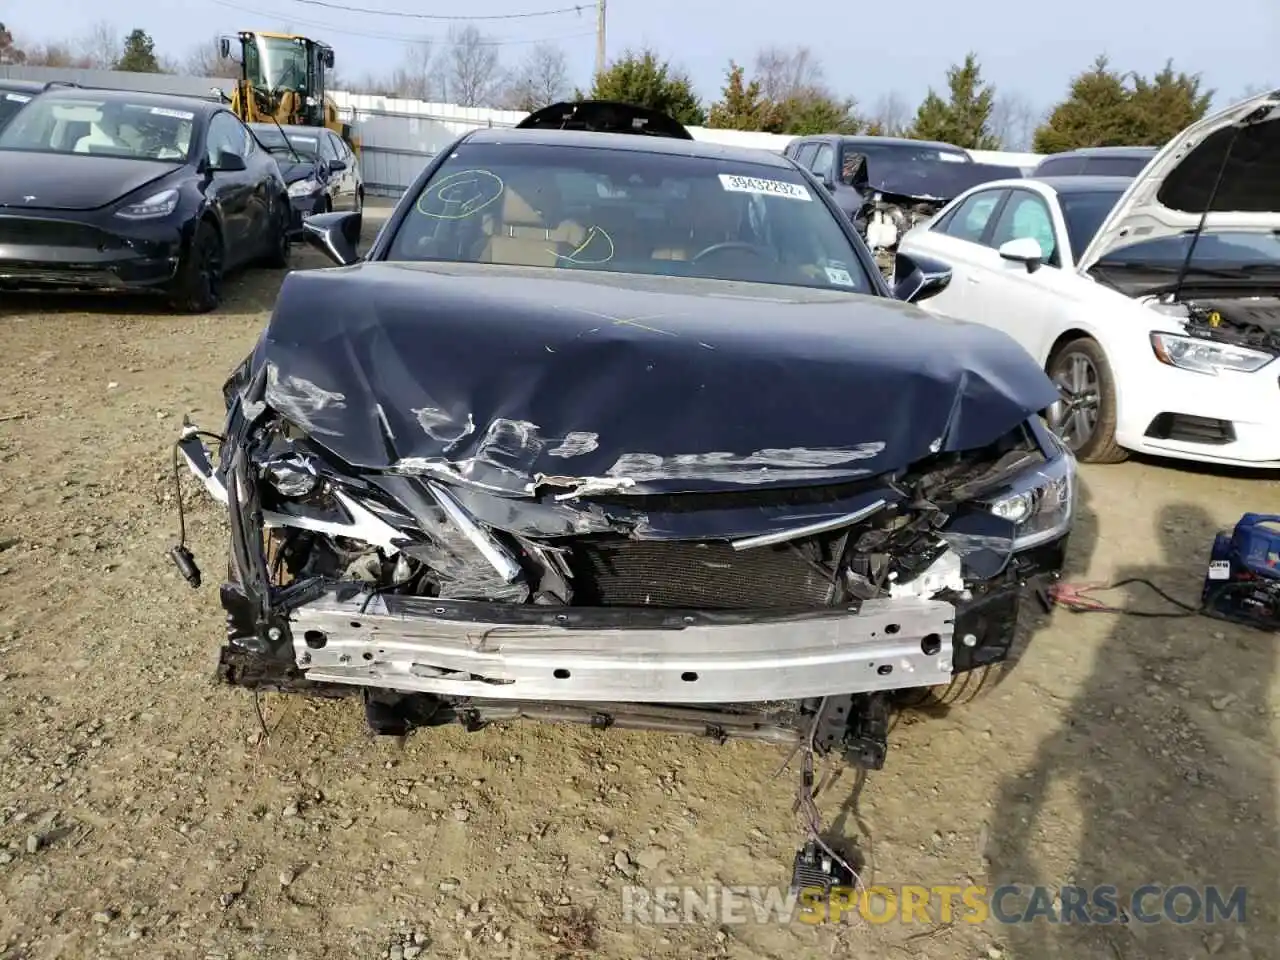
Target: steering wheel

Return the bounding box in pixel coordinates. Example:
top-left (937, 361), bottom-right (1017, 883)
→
top-left (691, 241), bottom-right (777, 264)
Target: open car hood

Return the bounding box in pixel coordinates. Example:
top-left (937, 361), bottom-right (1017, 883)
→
top-left (858, 159), bottom-right (1022, 204)
top-left (242, 262), bottom-right (1060, 497)
top-left (1076, 88), bottom-right (1280, 272)
top-left (515, 100), bottom-right (693, 140)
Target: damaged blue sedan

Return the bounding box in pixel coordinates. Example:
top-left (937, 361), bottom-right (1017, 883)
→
top-left (171, 102), bottom-right (1074, 802)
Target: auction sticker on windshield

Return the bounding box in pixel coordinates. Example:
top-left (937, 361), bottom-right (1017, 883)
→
top-left (719, 174), bottom-right (812, 201)
top-left (4, 93), bottom-right (31, 103)
top-left (150, 107), bottom-right (194, 120)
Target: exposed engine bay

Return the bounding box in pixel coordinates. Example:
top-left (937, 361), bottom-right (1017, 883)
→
top-left (1184, 296), bottom-right (1280, 353)
top-left (1146, 292), bottom-right (1280, 354)
top-left (860, 191), bottom-right (948, 278)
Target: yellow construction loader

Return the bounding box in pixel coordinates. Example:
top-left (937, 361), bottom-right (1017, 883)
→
top-left (218, 31), bottom-right (359, 155)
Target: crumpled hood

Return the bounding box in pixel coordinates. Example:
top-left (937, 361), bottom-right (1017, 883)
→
top-left (249, 262), bottom-right (1061, 495)
top-left (1077, 89), bottom-right (1280, 272)
top-left (861, 160), bottom-right (1023, 203)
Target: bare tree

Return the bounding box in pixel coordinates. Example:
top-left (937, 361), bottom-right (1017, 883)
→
top-left (24, 42), bottom-right (92, 68)
top-left (752, 45), bottom-right (827, 103)
top-left (185, 35), bottom-right (240, 79)
top-left (869, 91), bottom-right (910, 135)
top-left (443, 25), bottom-right (502, 107)
top-left (988, 91), bottom-right (1039, 151)
top-left (78, 21), bottom-right (120, 69)
top-left (387, 40), bottom-right (435, 100)
top-left (502, 42), bottom-right (569, 110)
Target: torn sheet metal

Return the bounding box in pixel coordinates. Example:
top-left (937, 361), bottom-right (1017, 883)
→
top-left (243, 262), bottom-right (1061, 494)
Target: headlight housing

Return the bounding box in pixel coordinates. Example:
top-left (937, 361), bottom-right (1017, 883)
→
top-left (979, 441), bottom-right (1076, 550)
top-left (115, 189), bottom-right (178, 220)
top-left (288, 179), bottom-right (320, 198)
top-left (1149, 332), bottom-right (1273, 375)
top-left (261, 456), bottom-right (318, 498)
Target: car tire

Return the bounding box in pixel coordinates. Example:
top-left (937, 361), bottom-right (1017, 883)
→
top-left (1045, 336), bottom-right (1127, 464)
top-left (169, 219), bottom-right (223, 314)
top-left (896, 663), bottom-right (1006, 708)
top-left (263, 201), bottom-right (291, 270)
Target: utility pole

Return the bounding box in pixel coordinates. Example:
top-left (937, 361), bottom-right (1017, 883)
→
top-left (594, 0), bottom-right (606, 80)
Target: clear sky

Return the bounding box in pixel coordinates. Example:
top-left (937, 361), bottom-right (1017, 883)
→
top-left (6, 0), bottom-right (1277, 116)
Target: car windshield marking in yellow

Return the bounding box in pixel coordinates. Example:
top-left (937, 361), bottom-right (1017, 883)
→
top-left (556, 225), bottom-right (615, 266)
top-left (416, 169), bottom-right (504, 219)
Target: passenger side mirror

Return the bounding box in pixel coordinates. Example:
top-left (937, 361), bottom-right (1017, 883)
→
top-left (817, 173), bottom-right (836, 193)
top-left (303, 210), bottom-right (363, 266)
top-left (214, 149), bottom-right (247, 172)
top-left (998, 237), bottom-right (1044, 273)
top-left (893, 251), bottom-right (952, 304)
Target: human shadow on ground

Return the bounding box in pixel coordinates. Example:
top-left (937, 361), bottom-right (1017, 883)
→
top-left (986, 501), bottom-right (1278, 959)
top-left (819, 471), bottom-right (1103, 884)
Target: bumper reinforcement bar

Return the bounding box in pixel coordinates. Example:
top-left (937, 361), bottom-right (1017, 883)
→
top-left (290, 589), bottom-right (956, 703)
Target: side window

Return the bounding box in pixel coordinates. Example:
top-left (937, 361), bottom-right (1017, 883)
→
top-left (810, 143), bottom-right (834, 178)
top-left (321, 133), bottom-right (341, 162)
top-left (793, 142), bottom-right (818, 168)
top-left (204, 112), bottom-right (242, 165)
top-left (937, 189), bottom-right (1006, 243)
top-left (989, 190), bottom-right (1059, 264)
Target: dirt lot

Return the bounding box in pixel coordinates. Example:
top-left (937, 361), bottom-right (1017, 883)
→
top-left (0, 217), bottom-right (1277, 960)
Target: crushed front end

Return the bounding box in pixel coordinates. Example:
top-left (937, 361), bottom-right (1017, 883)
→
top-left (176, 377), bottom-right (1073, 769)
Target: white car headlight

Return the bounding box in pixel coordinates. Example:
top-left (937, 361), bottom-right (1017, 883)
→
top-left (980, 442), bottom-right (1076, 550)
top-left (1149, 332), bottom-right (1273, 375)
top-left (115, 189), bottom-right (178, 220)
top-left (288, 179), bottom-right (320, 198)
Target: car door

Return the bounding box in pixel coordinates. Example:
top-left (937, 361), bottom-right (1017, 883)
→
top-left (330, 132), bottom-right (358, 209)
top-left (900, 187), bottom-right (1009, 321)
top-left (233, 115), bottom-right (279, 250)
top-left (957, 187), bottom-right (1081, 360)
top-left (339, 135), bottom-right (362, 207)
top-left (202, 111), bottom-right (254, 256)
top-left (318, 132), bottom-right (346, 208)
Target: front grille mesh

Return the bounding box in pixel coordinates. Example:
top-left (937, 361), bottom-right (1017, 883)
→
top-left (566, 538), bottom-right (837, 609)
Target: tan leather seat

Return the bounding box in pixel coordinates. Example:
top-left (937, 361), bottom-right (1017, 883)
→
top-left (480, 187), bottom-right (585, 266)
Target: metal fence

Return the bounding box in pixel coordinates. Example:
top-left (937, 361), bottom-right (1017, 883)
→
top-left (0, 66), bottom-right (1044, 197)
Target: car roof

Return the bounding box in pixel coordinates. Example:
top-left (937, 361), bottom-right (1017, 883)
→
top-left (1043, 145), bottom-right (1158, 159)
top-left (837, 135), bottom-right (966, 153)
top-left (0, 79), bottom-right (47, 93)
top-left (38, 85), bottom-right (220, 117)
top-left (463, 126), bottom-right (798, 169)
top-left (1031, 175), bottom-right (1135, 194)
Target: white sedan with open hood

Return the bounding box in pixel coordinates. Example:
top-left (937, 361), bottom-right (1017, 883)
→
top-left (898, 89), bottom-right (1280, 468)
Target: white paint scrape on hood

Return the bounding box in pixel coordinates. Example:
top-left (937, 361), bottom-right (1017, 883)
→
top-left (1076, 88), bottom-right (1280, 273)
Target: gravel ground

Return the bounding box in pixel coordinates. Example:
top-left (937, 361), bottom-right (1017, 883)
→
top-left (0, 216), bottom-right (1277, 959)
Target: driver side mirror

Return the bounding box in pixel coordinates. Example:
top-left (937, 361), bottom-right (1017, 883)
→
top-left (219, 38), bottom-right (231, 60)
top-left (998, 237), bottom-right (1044, 273)
top-left (213, 149), bottom-right (246, 172)
top-left (893, 251), bottom-right (953, 304)
top-left (328, 159), bottom-right (347, 173)
top-left (816, 173), bottom-right (836, 193)
top-left (303, 210), bottom-right (363, 266)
